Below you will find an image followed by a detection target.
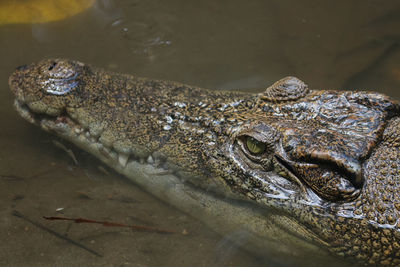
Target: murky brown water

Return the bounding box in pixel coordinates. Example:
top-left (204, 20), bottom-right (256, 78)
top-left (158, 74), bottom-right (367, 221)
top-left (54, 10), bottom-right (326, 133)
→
top-left (1, 0), bottom-right (400, 266)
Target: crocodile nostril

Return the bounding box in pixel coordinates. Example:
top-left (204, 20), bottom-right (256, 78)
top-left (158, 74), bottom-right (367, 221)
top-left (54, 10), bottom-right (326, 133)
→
top-left (48, 61), bottom-right (57, 71)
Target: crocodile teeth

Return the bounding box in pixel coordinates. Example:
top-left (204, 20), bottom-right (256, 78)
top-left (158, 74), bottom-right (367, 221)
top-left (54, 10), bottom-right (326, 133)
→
top-left (118, 153), bottom-right (129, 167)
top-left (147, 155), bottom-right (154, 164)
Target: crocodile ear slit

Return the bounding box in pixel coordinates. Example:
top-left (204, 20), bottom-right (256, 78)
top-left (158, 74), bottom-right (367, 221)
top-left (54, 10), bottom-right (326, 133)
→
top-left (261, 76), bottom-right (309, 102)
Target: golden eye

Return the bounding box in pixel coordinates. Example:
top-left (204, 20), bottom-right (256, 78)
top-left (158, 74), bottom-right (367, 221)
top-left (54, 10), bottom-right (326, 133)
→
top-left (245, 136), bottom-right (266, 155)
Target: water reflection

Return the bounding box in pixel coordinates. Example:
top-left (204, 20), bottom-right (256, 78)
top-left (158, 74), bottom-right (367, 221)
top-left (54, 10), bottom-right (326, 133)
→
top-left (0, 0), bottom-right (95, 24)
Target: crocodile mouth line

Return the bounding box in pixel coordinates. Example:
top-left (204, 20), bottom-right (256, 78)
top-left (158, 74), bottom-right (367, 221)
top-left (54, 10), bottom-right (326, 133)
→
top-left (13, 99), bottom-right (172, 176)
top-left (272, 154), bottom-right (309, 196)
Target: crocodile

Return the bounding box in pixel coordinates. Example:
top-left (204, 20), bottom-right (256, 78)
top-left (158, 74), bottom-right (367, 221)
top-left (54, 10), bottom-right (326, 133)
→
top-left (9, 58), bottom-right (400, 266)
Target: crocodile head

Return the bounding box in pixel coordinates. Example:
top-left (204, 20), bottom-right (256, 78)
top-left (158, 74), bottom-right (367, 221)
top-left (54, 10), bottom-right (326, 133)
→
top-left (9, 59), bottom-right (400, 265)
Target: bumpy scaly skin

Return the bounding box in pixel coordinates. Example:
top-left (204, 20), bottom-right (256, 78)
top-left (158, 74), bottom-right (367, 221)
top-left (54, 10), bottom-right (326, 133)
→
top-left (9, 59), bottom-right (400, 265)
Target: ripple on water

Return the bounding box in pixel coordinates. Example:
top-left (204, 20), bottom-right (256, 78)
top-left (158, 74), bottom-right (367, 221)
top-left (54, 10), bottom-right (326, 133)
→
top-left (112, 17), bottom-right (173, 58)
top-left (94, 0), bottom-right (175, 61)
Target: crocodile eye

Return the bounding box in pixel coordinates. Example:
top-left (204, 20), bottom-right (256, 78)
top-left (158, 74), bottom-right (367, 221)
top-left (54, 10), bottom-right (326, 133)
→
top-left (246, 136), bottom-right (266, 155)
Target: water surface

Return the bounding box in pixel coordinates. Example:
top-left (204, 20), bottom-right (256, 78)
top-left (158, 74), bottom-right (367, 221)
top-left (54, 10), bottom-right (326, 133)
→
top-left (1, 0), bottom-right (400, 266)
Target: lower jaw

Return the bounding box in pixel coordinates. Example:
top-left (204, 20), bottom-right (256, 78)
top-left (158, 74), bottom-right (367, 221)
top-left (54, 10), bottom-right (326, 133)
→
top-left (60, 126), bottom-right (332, 264)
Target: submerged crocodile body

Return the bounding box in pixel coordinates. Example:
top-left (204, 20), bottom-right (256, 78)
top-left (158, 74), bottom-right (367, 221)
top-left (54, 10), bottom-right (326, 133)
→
top-left (9, 59), bottom-right (400, 266)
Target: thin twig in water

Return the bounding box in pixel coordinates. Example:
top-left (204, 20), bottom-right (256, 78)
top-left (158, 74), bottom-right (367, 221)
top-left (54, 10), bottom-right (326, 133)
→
top-left (12, 210), bottom-right (102, 257)
top-left (1, 169), bottom-right (59, 181)
top-left (0, 174), bottom-right (24, 181)
top-left (43, 215), bottom-right (177, 234)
